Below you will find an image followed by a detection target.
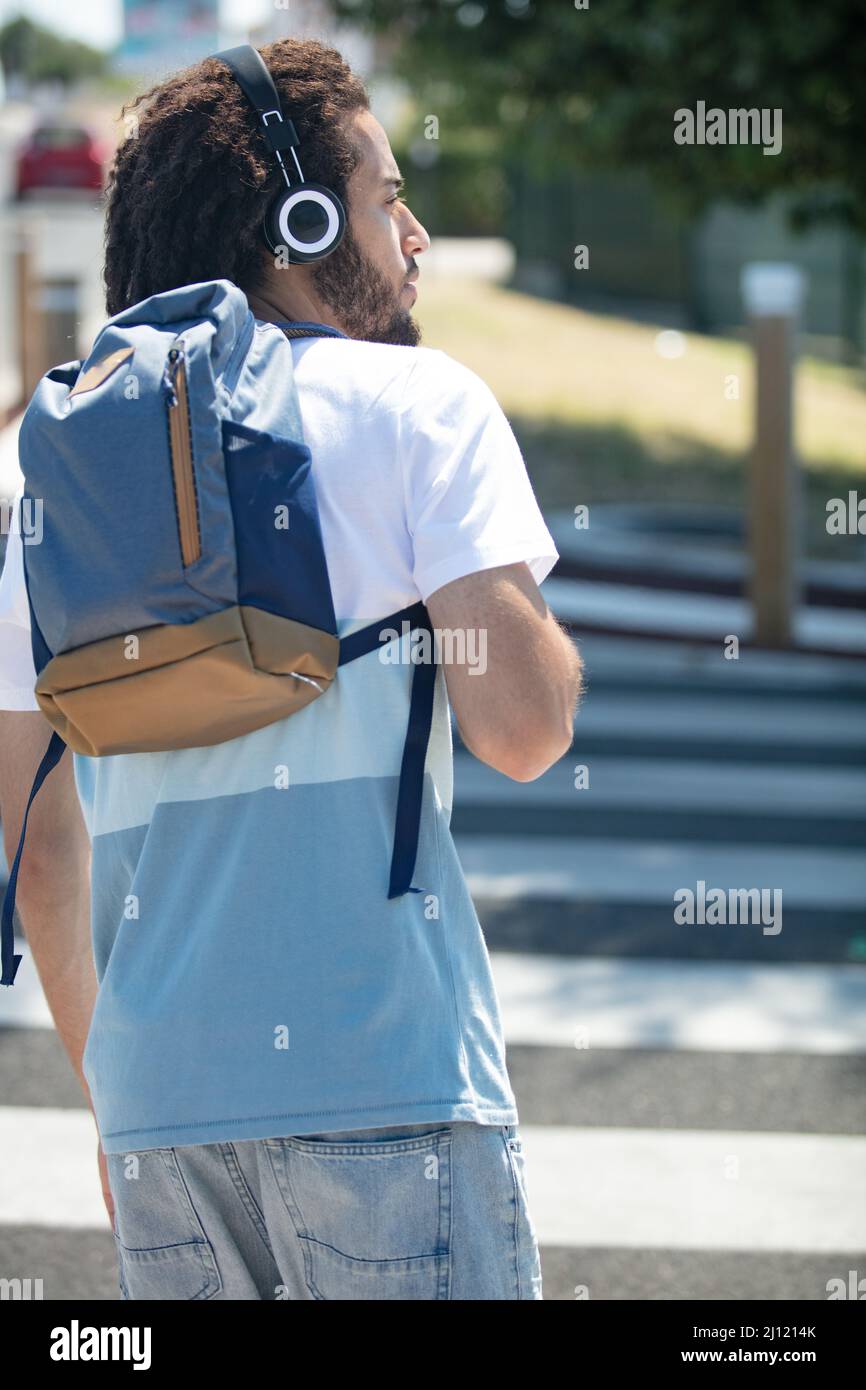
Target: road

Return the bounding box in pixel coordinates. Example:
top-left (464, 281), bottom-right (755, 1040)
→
top-left (0, 101), bottom-right (113, 419)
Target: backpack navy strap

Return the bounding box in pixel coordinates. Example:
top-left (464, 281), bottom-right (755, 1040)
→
top-left (277, 321), bottom-right (348, 341)
top-left (1, 729), bottom-right (67, 986)
top-left (337, 600), bottom-right (428, 665)
top-left (386, 643), bottom-right (437, 898)
top-left (338, 602), bottom-right (435, 898)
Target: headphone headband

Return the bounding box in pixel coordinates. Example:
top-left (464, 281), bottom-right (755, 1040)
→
top-left (212, 43), bottom-right (347, 263)
top-left (214, 45), bottom-right (299, 156)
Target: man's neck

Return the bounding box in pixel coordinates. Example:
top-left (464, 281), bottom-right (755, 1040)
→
top-left (245, 288), bottom-right (344, 334)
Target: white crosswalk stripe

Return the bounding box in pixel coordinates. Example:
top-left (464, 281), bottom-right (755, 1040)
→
top-left (458, 836), bottom-right (866, 907)
top-left (453, 751), bottom-right (866, 816)
top-left (542, 575), bottom-right (866, 653)
top-left (0, 1106), bottom-right (103, 1230)
top-left (521, 1126), bottom-right (866, 1252)
top-left (493, 953), bottom-right (866, 1054)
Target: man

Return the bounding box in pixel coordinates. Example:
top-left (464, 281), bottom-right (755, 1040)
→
top-left (0, 37), bottom-right (582, 1300)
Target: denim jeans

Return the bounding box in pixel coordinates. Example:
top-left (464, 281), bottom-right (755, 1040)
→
top-left (106, 1120), bottom-right (543, 1300)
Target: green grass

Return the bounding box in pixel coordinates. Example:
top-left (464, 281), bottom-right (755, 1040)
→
top-left (415, 280), bottom-right (866, 558)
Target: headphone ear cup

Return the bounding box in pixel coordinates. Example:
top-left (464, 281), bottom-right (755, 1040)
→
top-left (263, 183), bottom-right (346, 262)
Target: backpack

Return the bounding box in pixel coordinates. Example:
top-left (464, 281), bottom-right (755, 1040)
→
top-left (1, 278), bottom-right (436, 986)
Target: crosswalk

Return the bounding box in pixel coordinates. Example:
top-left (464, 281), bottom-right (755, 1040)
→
top-left (1, 629), bottom-right (864, 1299)
top-left (455, 631), bottom-right (866, 1298)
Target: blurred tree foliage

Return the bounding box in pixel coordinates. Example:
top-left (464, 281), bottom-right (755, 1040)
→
top-left (335, 0), bottom-right (865, 231)
top-left (0, 15), bottom-right (106, 87)
top-left (392, 140), bottom-right (509, 233)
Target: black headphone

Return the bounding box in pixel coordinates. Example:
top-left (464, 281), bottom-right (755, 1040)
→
top-left (214, 43), bottom-right (346, 264)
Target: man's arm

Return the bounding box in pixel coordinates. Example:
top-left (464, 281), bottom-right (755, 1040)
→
top-left (0, 712), bottom-right (114, 1221)
top-left (426, 560), bottom-right (582, 782)
top-left (0, 712), bottom-right (95, 1093)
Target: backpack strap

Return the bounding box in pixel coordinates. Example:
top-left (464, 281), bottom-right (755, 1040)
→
top-left (339, 601), bottom-right (436, 899)
top-left (281, 322), bottom-right (436, 898)
top-left (2, 495), bottom-right (69, 986)
top-left (278, 321), bottom-right (348, 341)
top-left (1, 729), bottom-right (67, 985)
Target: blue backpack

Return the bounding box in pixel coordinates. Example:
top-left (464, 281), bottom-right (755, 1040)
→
top-left (1, 278), bottom-right (435, 986)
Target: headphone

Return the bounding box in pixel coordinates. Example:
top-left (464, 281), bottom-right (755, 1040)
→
top-left (213, 43), bottom-right (346, 264)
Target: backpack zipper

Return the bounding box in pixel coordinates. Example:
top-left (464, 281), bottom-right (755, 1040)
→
top-left (165, 341), bottom-right (201, 568)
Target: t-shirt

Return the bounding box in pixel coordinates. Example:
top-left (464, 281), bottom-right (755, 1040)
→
top-left (0, 327), bottom-right (559, 1153)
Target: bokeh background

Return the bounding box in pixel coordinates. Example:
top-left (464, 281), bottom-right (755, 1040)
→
top-left (0, 0), bottom-right (864, 1302)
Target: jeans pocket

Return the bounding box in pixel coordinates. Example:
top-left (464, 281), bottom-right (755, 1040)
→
top-left (107, 1148), bottom-right (222, 1301)
top-left (265, 1127), bottom-right (453, 1300)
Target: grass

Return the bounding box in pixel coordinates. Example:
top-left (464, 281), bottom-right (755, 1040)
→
top-left (415, 280), bottom-right (866, 558)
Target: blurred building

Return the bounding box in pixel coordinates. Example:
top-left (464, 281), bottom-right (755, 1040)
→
top-left (115, 0), bottom-right (221, 77)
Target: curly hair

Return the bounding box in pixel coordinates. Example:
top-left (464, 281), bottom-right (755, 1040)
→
top-left (103, 39), bottom-right (370, 317)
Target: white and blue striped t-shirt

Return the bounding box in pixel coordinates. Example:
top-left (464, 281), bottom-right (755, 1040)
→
top-left (0, 331), bottom-right (558, 1152)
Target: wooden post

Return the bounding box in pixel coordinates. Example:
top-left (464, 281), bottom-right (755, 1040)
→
top-left (15, 228), bottom-right (45, 404)
top-left (39, 280), bottom-right (80, 368)
top-left (741, 263), bottom-right (805, 648)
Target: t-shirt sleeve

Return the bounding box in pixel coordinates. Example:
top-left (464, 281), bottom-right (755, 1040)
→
top-left (0, 487), bottom-right (39, 711)
top-left (399, 349), bottom-right (559, 603)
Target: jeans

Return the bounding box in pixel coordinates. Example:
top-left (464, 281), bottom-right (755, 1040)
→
top-left (106, 1120), bottom-right (543, 1300)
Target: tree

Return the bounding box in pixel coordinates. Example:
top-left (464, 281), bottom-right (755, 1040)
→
top-left (334, 0), bottom-right (866, 231)
top-left (0, 15), bottom-right (106, 88)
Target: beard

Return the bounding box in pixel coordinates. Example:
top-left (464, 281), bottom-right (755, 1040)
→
top-left (311, 227), bottom-right (422, 347)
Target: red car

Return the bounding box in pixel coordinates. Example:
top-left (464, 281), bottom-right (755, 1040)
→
top-left (16, 123), bottom-right (105, 199)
